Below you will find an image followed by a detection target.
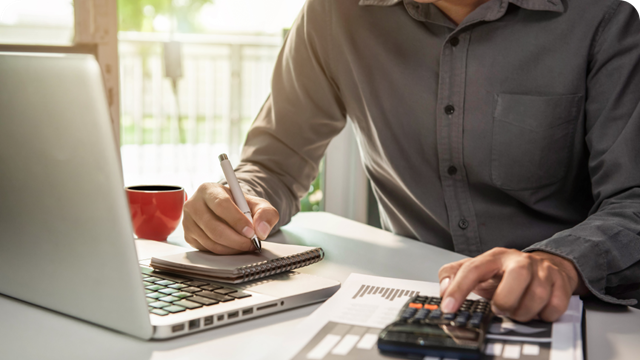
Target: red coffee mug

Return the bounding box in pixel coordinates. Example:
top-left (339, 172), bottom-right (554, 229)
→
top-left (125, 185), bottom-right (187, 241)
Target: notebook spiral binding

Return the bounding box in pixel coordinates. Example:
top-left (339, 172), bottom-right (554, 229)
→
top-left (238, 248), bottom-right (325, 282)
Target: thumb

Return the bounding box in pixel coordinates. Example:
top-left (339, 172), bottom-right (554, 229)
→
top-left (247, 195), bottom-right (279, 240)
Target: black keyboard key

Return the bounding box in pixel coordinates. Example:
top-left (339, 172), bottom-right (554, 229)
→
top-left (173, 299), bottom-right (203, 309)
top-left (189, 296), bottom-right (219, 306)
top-left (214, 288), bottom-right (237, 295)
top-left (458, 311), bottom-right (470, 318)
top-left (151, 272), bottom-right (190, 283)
top-left (159, 296), bottom-right (180, 303)
top-left (228, 291), bottom-right (252, 299)
top-left (181, 287), bottom-right (203, 293)
top-left (200, 284), bottom-right (222, 291)
top-left (163, 305), bottom-right (186, 313)
top-left (146, 292), bottom-right (164, 299)
top-left (184, 281), bottom-right (208, 287)
top-left (155, 280), bottom-right (175, 286)
top-left (429, 310), bottom-right (442, 319)
top-left (149, 301), bottom-right (171, 308)
top-left (172, 292), bottom-right (193, 299)
top-left (151, 308), bottom-right (169, 316)
top-left (158, 288), bottom-right (179, 295)
top-left (198, 291), bottom-right (235, 302)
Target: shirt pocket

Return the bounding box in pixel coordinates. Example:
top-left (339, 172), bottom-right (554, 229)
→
top-left (491, 93), bottom-right (582, 190)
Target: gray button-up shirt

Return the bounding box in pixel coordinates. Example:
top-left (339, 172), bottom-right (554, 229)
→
top-left (232, 0), bottom-right (640, 305)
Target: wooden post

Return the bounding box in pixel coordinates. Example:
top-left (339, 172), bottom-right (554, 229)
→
top-left (74, 0), bottom-right (120, 146)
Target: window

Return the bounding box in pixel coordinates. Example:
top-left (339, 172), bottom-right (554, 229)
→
top-left (0, 0), bottom-right (74, 46)
top-left (117, 0), bottom-right (323, 211)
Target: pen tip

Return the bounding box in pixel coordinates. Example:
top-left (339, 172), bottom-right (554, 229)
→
top-left (218, 153), bottom-right (228, 162)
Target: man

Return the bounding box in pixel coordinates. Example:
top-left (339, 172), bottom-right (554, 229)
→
top-left (183, 0), bottom-right (640, 322)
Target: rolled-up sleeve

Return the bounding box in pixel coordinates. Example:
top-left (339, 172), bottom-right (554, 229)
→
top-left (229, 0), bottom-right (347, 232)
top-left (524, 1), bottom-right (640, 305)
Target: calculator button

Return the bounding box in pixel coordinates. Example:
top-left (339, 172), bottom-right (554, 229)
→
top-left (423, 304), bottom-right (439, 311)
top-left (443, 313), bottom-right (456, 321)
top-left (458, 310), bottom-right (470, 317)
top-left (401, 308), bottom-right (417, 319)
top-left (409, 303), bottom-right (423, 309)
top-left (428, 309), bottom-right (442, 319)
top-left (455, 317), bottom-right (468, 326)
top-left (414, 309), bottom-right (430, 320)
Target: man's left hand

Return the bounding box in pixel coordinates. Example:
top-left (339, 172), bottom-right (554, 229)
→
top-left (438, 248), bottom-right (589, 322)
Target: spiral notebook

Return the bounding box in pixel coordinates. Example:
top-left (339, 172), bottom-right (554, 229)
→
top-left (149, 242), bottom-right (325, 284)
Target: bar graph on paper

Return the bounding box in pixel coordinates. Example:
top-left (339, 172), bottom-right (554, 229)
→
top-left (351, 284), bottom-right (419, 302)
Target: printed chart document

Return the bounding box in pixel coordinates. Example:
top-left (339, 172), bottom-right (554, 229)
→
top-left (276, 273), bottom-right (583, 360)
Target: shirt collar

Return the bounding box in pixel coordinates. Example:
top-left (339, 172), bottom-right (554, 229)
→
top-left (359, 0), bottom-right (565, 28)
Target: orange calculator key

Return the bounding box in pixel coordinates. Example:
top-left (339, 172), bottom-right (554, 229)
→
top-left (423, 304), bottom-right (439, 310)
top-left (408, 303), bottom-right (423, 309)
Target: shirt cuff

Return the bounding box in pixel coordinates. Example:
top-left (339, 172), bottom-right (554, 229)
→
top-left (523, 235), bottom-right (637, 306)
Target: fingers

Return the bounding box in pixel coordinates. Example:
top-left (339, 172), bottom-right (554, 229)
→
top-left (247, 195), bottom-right (279, 240)
top-left (182, 212), bottom-right (245, 255)
top-left (539, 273), bottom-right (572, 322)
top-left (438, 258), bottom-right (469, 296)
top-left (202, 184), bottom-right (256, 239)
top-left (490, 256), bottom-right (533, 317)
top-left (509, 262), bottom-right (554, 322)
top-left (439, 249), bottom-right (576, 323)
top-left (183, 183), bottom-right (264, 254)
top-left (440, 249), bottom-right (506, 313)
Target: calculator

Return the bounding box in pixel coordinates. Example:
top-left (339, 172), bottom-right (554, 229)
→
top-left (377, 295), bottom-right (493, 359)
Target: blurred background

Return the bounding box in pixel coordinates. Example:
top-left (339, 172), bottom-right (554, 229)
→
top-left (0, 0), bottom-right (371, 223)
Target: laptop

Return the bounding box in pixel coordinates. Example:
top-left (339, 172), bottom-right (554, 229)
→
top-left (0, 52), bottom-right (340, 340)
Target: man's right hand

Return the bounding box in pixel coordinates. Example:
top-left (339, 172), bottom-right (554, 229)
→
top-left (182, 182), bottom-right (279, 254)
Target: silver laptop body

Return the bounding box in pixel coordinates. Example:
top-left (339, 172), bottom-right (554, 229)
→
top-left (0, 52), bottom-right (339, 340)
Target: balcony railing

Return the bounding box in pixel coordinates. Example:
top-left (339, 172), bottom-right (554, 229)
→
top-left (118, 31), bottom-right (281, 195)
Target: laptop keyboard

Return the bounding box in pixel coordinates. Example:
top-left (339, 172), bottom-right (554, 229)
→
top-left (141, 268), bottom-right (252, 316)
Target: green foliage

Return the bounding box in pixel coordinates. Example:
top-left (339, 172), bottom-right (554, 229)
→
top-left (118, 0), bottom-right (213, 32)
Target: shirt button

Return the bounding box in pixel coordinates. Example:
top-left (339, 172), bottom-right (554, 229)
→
top-left (458, 219), bottom-right (469, 230)
top-left (444, 105), bottom-right (455, 115)
top-left (449, 37), bottom-right (459, 47)
top-left (447, 166), bottom-right (457, 176)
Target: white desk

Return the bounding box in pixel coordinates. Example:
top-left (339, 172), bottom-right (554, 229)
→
top-left (1, 212), bottom-right (639, 359)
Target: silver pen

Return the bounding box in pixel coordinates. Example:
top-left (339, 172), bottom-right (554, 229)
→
top-left (218, 153), bottom-right (261, 252)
